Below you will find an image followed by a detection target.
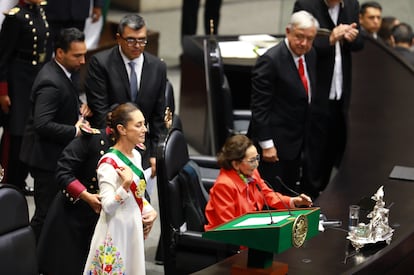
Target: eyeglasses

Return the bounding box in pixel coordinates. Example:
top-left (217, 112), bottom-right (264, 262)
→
top-left (242, 154), bottom-right (260, 165)
top-left (121, 36), bottom-right (148, 47)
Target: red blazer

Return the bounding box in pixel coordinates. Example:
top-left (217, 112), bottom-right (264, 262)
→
top-left (205, 168), bottom-right (292, 231)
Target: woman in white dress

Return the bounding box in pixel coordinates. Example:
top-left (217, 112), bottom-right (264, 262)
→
top-left (84, 103), bottom-right (157, 275)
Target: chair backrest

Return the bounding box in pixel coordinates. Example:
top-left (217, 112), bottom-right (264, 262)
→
top-left (158, 128), bottom-right (209, 232)
top-left (157, 128), bottom-right (216, 274)
top-left (0, 184), bottom-right (37, 274)
top-left (203, 38), bottom-right (236, 155)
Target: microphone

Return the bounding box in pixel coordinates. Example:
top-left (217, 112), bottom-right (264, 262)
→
top-left (275, 176), bottom-right (300, 196)
top-left (275, 176), bottom-right (313, 207)
top-left (263, 180), bottom-right (293, 217)
top-left (255, 183), bottom-right (276, 224)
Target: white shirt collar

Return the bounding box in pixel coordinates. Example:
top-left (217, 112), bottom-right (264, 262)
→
top-left (284, 38), bottom-right (304, 64)
top-left (118, 46), bottom-right (144, 66)
top-left (54, 59), bottom-right (72, 80)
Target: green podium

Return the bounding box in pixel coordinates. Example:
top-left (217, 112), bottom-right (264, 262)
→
top-left (203, 208), bottom-right (320, 274)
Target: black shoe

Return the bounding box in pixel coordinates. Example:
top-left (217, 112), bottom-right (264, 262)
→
top-left (24, 185), bottom-right (34, 196)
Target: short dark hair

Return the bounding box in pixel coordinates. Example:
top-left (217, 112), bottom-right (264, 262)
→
top-left (117, 14), bottom-right (146, 35)
top-left (360, 1), bottom-right (382, 15)
top-left (378, 17), bottom-right (398, 40)
top-left (392, 23), bottom-right (414, 44)
top-left (54, 28), bottom-right (85, 53)
top-left (217, 135), bottom-right (253, 170)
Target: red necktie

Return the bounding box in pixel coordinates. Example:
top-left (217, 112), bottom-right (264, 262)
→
top-left (298, 57), bottom-right (309, 96)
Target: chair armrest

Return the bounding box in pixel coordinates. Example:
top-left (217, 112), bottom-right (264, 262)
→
top-left (189, 155), bottom-right (219, 192)
top-left (189, 155), bottom-right (219, 169)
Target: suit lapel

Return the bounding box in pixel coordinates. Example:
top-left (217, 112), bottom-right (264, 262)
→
top-left (281, 42), bottom-right (308, 98)
top-left (137, 52), bottom-right (150, 103)
top-left (112, 48), bottom-right (133, 100)
top-left (52, 61), bottom-right (81, 108)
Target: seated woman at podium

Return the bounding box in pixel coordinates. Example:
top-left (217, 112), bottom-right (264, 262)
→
top-left (205, 135), bottom-right (312, 230)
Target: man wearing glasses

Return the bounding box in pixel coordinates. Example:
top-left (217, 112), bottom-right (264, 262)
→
top-left (85, 14), bottom-right (166, 177)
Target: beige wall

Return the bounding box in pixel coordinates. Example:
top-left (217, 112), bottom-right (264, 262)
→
top-left (110, 0), bottom-right (414, 29)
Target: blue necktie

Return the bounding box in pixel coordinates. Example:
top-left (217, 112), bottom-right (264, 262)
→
top-left (128, 61), bottom-right (138, 101)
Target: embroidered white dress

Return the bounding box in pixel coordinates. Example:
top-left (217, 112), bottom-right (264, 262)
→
top-left (83, 150), bottom-right (153, 275)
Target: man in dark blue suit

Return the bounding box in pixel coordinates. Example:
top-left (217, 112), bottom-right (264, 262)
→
top-left (85, 14), bottom-right (166, 177)
top-left (20, 28), bottom-right (90, 241)
top-left (293, 0), bottom-right (363, 195)
top-left (249, 11), bottom-right (319, 194)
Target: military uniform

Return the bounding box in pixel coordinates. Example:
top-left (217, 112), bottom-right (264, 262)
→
top-left (0, 1), bottom-right (49, 189)
top-left (37, 128), bottom-right (111, 275)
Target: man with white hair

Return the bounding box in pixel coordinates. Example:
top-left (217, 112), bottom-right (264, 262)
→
top-left (249, 10), bottom-right (319, 194)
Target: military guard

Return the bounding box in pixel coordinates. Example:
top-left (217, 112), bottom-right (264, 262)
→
top-left (0, 0), bottom-right (49, 193)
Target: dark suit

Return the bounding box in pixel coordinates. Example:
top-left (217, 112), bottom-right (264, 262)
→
top-left (20, 60), bottom-right (81, 240)
top-left (85, 46), bottom-right (166, 161)
top-left (0, 2), bottom-right (48, 189)
top-left (293, 0), bottom-right (364, 193)
top-left (394, 46), bottom-right (414, 67)
top-left (249, 40), bottom-right (316, 193)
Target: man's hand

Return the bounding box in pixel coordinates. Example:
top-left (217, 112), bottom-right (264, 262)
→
top-left (80, 103), bottom-right (93, 118)
top-left (0, 95), bottom-right (11, 114)
top-left (344, 23), bottom-right (359, 42)
top-left (142, 209), bottom-right (158, 239)
top-left (75, 117), bottom-right (91, 137)
top-left (261, 146), bottom-right (279, 162)
top-left (330, 23), bottom-right (359, 45)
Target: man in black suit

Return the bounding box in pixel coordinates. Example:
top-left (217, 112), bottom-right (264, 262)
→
top-left (249, 10), bottom-right (319, 194)
top-left (45, 0), bottom-right (103, 60)
top-left (20, 28), bottom-right (90, 241)
top-left (391, 23), bottom-right (414, 67)
top-left (293, 0), bottom-right (364, 195)
top-left (359, 1), bottom-right (382, 39)
top-left (85, 14), bottom-right (166, 176)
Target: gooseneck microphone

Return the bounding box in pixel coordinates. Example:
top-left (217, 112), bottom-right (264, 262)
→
top-left (263, 180), bottom-right (293, 217)
top-left (275, 176), bottom-right (300, 196)
top-left (255, 183), bottom-right (275, 224)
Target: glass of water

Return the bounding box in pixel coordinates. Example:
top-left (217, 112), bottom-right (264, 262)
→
top-left (349, 205), bottom-right (360, 232)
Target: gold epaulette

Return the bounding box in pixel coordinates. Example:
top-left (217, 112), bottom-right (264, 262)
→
top-left (3, 7), bottom-right (20, 16)
top-left (40, 1), bottom-right (47, 6)
top-left (80, 124), bottom-right (101, 136)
